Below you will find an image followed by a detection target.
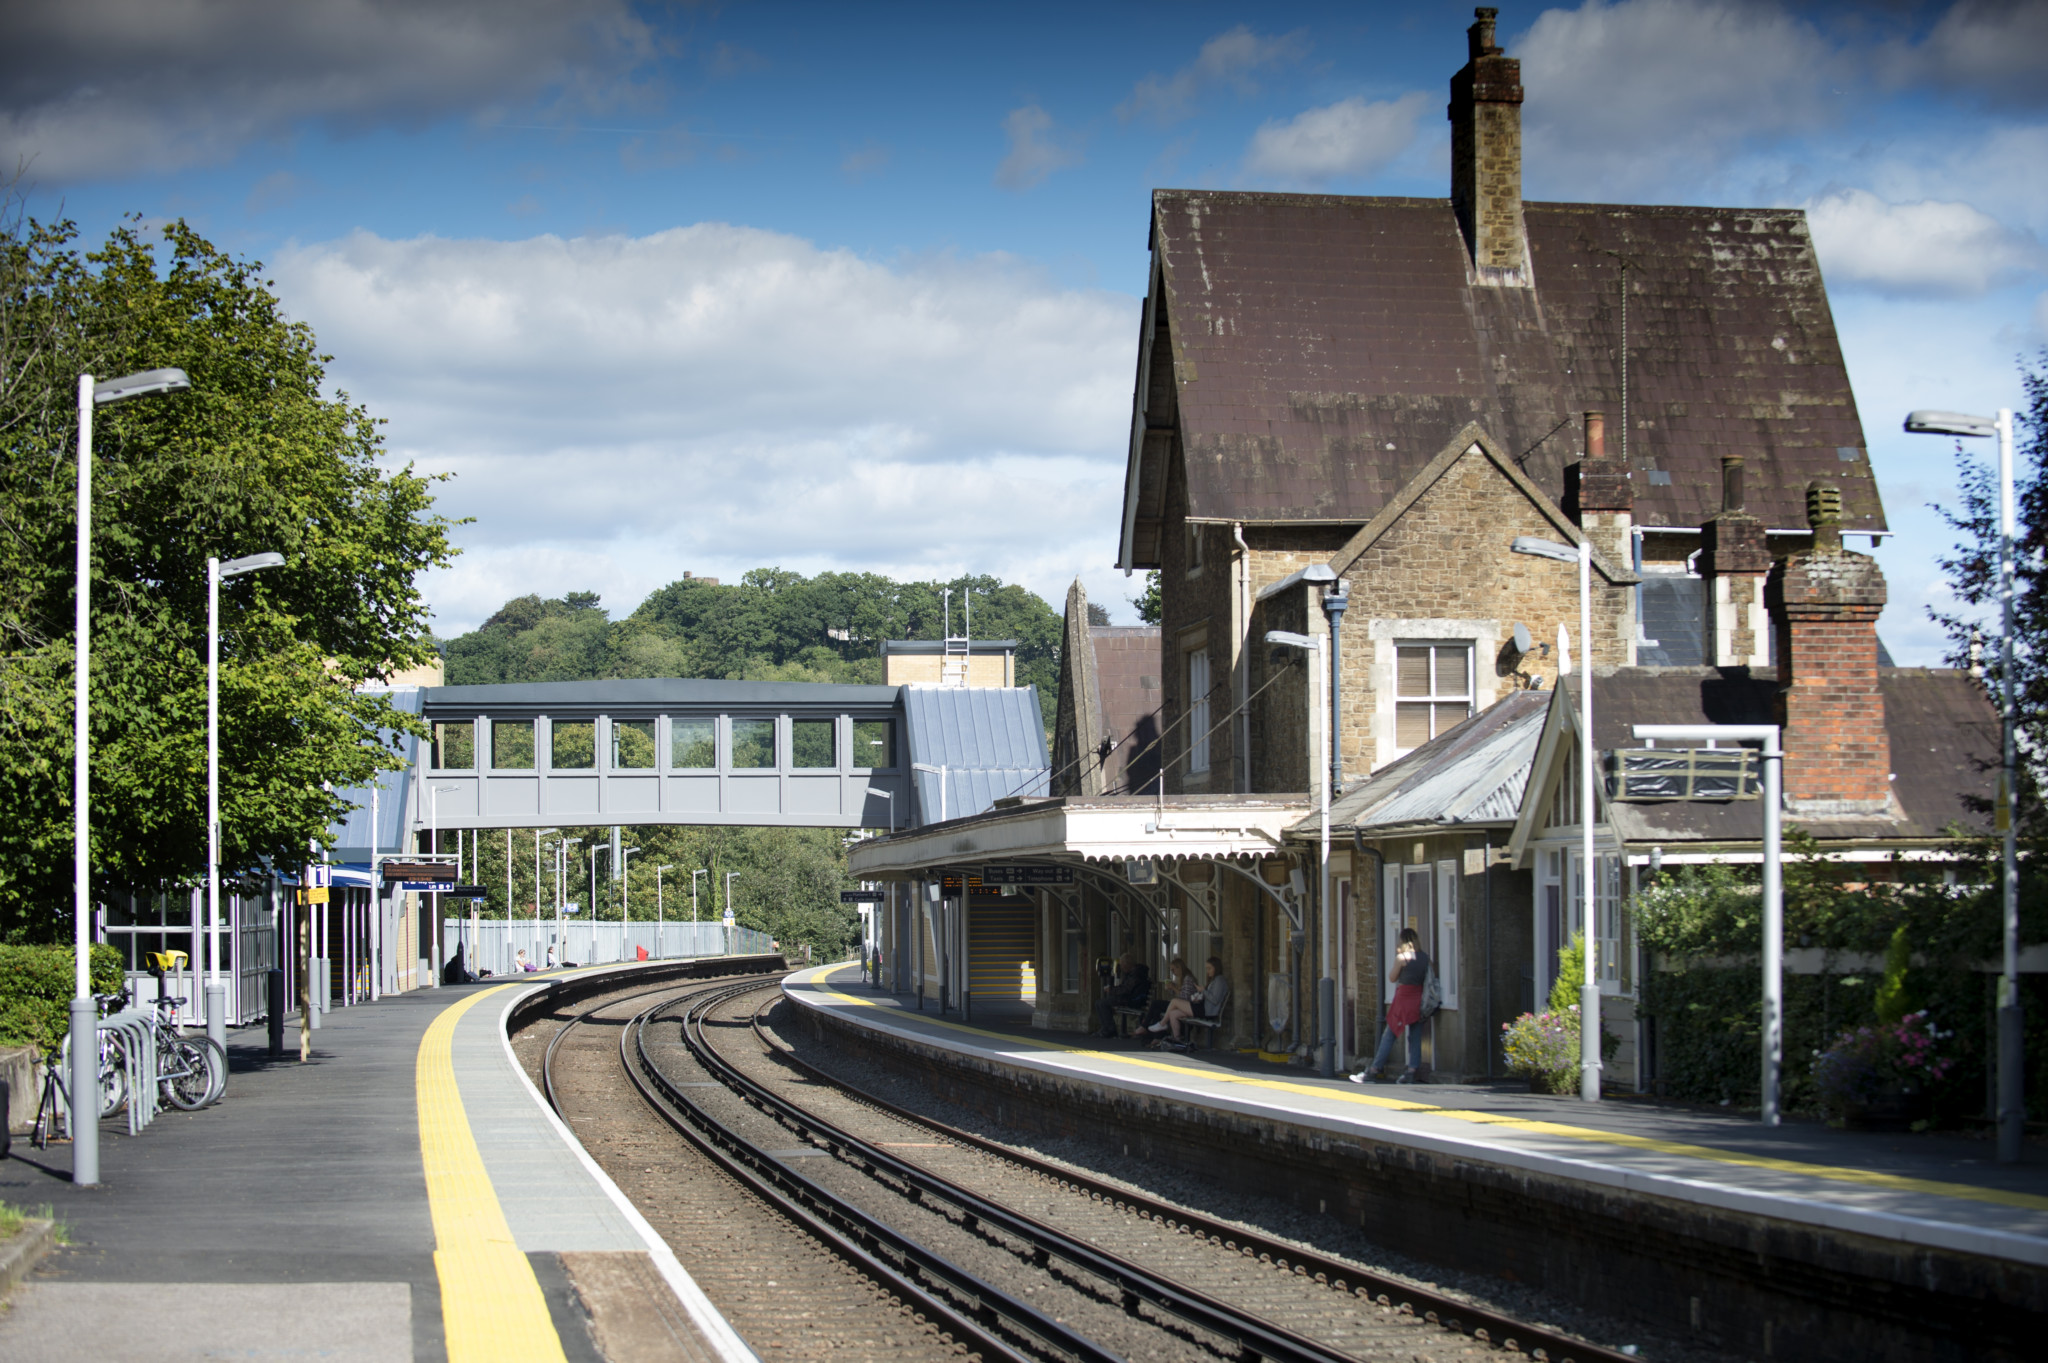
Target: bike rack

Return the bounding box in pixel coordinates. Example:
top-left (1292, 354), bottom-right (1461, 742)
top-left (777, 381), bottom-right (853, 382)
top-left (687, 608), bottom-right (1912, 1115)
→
top-left (58, 1007), bottom-right (160, 1136)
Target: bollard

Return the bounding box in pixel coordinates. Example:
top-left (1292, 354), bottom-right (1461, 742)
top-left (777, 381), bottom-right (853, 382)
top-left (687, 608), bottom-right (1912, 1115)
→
top-left (267, 968), bottom-right (284, 1058)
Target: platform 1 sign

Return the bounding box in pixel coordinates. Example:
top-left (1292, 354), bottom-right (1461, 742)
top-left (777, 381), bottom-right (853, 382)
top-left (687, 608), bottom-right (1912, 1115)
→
top-left (443, 885), bottom-right (489, 899)
top-left (979, 865), bottom-right (1074, 885)
top-left (840, 890), bottom-right (885, 903)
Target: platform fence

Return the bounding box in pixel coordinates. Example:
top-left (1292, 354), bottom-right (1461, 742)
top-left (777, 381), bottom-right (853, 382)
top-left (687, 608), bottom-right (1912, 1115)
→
top-left (442, 918), bottom-right (773, 976)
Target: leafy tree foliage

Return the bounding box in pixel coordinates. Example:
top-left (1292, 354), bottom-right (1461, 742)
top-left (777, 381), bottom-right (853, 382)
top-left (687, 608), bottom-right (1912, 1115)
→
top-left (445, 569), bottom-right (1064, 728)
top-left (1130, 570), bottom-right (1162, 625)
top-left (0, 212), bottom-right (454, 939)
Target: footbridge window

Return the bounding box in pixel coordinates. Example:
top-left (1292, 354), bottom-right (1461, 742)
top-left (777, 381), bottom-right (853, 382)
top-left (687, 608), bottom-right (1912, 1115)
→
top-left (793, 718), bottom-right (835, 769)
top-left (612, 720), bottom-right (656, 769)
top-left (492, 720), bottom-right (535, 770)
top-left (672, 719), bottom-right (715, 768)
top-left (552, 720), bottom-right (596, 769)
top-left (431, 720), bottom-right (474, 770)
top-left (731, 718), bottom-right (776, 768)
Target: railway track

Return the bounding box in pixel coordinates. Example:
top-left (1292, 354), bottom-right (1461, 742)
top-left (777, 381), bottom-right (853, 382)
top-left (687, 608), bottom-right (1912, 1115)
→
top-left (537, 970), bottom-right (1637, 1362)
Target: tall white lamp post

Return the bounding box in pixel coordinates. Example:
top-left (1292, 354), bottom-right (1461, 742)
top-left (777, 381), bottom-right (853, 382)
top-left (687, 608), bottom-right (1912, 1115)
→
top-left (1512, 533), bottom-right (1601, 1101)
top-left (620, 846), bottom-right (639, 961)
top-left (74, 367), bottom-right (190, 1187)
top-left (1265, 624), bottom-right (1335, 1076)
top-left (692, 867), bottom-right (706, 924)
top-left (1906, 407), bottom-right (2024, 1163)
top-left (655, 864), bottom-right (674, 958)
top-left (724, 871), bottom-right (740, 954)
top-left (206, 550), bottom-right (284, 1049)
top-left (534, 827), bottom-right (557, 967)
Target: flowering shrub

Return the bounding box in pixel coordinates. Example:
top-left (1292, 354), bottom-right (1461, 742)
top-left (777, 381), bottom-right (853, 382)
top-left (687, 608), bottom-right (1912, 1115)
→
top-left (1502, 1007), bottom-right (1581, 1091)
top-left (1812, 1011), bottom-right (1955, 1113)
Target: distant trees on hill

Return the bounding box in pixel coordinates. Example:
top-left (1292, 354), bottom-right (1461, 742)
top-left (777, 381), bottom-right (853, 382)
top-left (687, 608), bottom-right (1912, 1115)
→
top-left (443, 568), bottom-right (1064, 728)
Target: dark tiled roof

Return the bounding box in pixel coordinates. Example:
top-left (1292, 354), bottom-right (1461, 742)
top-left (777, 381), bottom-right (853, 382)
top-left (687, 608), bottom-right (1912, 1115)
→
top-left (1092, 627), bottom-right (1163, 795)
top-left (1148, 190), bottom-right (1879, 541)
top-left (1578, 667), bottom-right (1994, 843)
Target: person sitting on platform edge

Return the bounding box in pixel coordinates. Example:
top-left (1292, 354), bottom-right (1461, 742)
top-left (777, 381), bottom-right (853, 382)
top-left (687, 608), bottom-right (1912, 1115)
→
top-left (1147, 956), bottom-right (1228, 1049)
top-left (1094, 951), bottom-right (1150, 1038)
top-left (1353, 927), bottom-right (1428, 1084)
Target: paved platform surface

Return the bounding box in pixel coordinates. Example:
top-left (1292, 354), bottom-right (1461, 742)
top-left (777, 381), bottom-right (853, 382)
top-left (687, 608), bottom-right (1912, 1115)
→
top-left (0, 969), bottom-right (752, 1363)
top-left (787, 962), bottom-right (2048, 1268)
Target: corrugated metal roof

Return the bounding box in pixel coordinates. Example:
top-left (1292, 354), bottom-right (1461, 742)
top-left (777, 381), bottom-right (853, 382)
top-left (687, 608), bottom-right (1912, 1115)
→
top-left (326, 687), bottom-right (423, 857)
top-left (1308, 691), bottom-right (1548, 836)
top-left (901, 686), bottom-right (1050, 824)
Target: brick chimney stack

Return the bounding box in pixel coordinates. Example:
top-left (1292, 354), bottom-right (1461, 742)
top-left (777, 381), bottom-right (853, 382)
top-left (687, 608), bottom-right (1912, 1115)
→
top-left (1569, 411), bottom-right (1639, 663)
top-left (1702, 456), bottom-right (1772, 667)
top-left (1449, 6), bottom-right (1530, 284)
top-left (1769, 481), bottom-right (1892, 815)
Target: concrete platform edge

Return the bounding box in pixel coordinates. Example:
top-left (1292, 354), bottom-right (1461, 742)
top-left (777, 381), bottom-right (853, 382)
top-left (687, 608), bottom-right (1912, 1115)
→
top-left (0, 1218), bottom-right (57, 1298)
top-left (781, 966), bottom-right (2048, 1270)
top-left (492, 977), bottom-right (761, 1363)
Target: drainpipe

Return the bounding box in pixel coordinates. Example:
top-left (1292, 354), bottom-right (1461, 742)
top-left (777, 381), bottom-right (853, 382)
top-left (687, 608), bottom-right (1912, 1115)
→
top-left (1233, 523), bottom-right (1251, 793)
top-left (1322, 581), bottom-right (1349, 795)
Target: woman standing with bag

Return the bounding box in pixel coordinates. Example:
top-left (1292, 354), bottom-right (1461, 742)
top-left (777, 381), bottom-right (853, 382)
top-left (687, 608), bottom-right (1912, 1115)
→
top-left (1354, 927), bottom-right (1430, 1084)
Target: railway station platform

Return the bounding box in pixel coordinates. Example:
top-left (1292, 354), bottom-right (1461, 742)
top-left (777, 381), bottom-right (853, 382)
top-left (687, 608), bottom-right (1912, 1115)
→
top-left (0, 965), bottom-right (756, 1363)
top-left (782, 961), bottom-right (2048, 1360)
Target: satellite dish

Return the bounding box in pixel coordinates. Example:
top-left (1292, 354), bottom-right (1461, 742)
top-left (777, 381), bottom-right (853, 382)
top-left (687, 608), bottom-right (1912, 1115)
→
top-left (1512, 622), bottom-right (1532, 655)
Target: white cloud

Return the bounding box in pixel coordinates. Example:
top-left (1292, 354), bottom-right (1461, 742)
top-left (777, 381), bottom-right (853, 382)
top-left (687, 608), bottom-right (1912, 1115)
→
top-left (0, 0), bottom-right (655, 182)
top-left (1514, 0), bottom-right (1843, 199)
top-left (268, 225), bottom-right (1139, 633)
top-left (995, 105), bottom-right (1081, 191)
top-left (1807, 189), bottom-right (2045, 297)
top-left (1117, 26), bottom-right (1309, 125)
top-left (1241, 92), bottom-right (1430, 184)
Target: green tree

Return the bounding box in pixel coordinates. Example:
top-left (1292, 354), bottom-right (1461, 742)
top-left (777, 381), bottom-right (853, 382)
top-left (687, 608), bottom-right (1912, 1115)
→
top-left (0, 212), bottom-right (455, 939)
top-left (1130, 570), bottom-right (1162, 625)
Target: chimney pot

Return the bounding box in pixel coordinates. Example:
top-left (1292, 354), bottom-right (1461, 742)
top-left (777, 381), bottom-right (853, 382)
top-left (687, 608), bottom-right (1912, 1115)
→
top-left (1585, 410), bottom-right (1606, 460)
top-left (1806, 480), bottom-right (1844, 554)
top-left (1470, 7), bottom-right (1502, 58)
top-left (1722, 456), bottom-right (1745, 514)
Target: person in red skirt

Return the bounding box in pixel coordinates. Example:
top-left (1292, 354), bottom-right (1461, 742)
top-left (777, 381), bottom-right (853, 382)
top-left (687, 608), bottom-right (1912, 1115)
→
top-left (1354, 927), bottom-right (1428, 1084)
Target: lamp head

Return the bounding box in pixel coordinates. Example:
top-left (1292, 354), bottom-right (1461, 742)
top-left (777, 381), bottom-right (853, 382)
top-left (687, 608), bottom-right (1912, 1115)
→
top-left (221, 551), bottom-right (285, 578)
top-left (1905, 409), bottom-right (1996, 438)
top-left (93, 368), bottom-right (191, 405)
top-left (1510, 535), bottom-right (1579, 564)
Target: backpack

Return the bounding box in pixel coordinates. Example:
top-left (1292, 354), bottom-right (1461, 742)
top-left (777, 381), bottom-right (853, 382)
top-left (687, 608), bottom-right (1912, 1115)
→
top-left (1419, 966), bottom-right (1443, 1019)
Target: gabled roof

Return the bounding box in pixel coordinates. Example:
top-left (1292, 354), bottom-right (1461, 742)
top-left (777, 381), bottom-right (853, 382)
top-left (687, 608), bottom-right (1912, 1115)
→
top-left (1119, 190), bottom-right (1879, 568)
top-left (1506, 667), bottom-right (1996, 864)
top-left (1302, 690), bottom-right (1549, 838)
top-left (901, 685), bottom-right (1050, 823)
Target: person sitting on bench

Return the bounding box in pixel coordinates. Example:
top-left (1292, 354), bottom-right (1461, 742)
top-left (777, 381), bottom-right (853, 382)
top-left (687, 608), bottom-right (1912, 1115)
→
top-left (1094, 951), bottom-right (1150, 1037)
top-left (1148, 955), bottom-right (1228, 1048)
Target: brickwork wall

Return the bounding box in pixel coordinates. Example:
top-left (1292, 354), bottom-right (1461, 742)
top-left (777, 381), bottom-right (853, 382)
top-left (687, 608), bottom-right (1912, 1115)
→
top-left (1771, 543), bottom-right (1890, 806)
top-left (1334, 447), bottom-right (1631, 774)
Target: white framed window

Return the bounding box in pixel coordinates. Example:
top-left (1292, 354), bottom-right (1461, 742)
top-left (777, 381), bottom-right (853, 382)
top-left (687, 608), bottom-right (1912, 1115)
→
top-left (1381, 861), bottom-right (1455, 1011)
top-left (1187, 647), bottom-right (1211, 773)
top-left (1394, 643), bottom-right (1473, 751)
top-left (1435, 859), bottom-right (1459, 1010)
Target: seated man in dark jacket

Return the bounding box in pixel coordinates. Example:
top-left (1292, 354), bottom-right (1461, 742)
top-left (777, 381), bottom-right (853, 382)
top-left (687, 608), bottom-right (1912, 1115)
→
top-left (1094, 951), bottom-right (1152, 1037)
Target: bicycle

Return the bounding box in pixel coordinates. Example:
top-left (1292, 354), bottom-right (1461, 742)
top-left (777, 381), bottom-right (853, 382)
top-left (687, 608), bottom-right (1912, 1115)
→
top-left (147, 994), bottom-right (225, 1110)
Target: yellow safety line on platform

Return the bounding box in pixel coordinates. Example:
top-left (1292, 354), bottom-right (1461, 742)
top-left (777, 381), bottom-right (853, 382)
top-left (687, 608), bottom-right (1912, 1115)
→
top-left (418, 985), bottom-right (570, 1363)
top-left (806, 974), bottom-right (2048, 1217)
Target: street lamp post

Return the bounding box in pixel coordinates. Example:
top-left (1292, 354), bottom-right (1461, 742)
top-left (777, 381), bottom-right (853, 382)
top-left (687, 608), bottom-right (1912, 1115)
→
top-left (1634, 724), bottom-right (1784, 1122)
top-left (1906, 407), bottom-right (2024, 1163)
top-left (205, 550), bottom-right (284, 1050)
top-left (534, 827), bottom-right (557, 969)
top-left (1267, 607), bottom-right (1336, 1077)
top-left (74, 367), bottom-right (190, 1187)
top-left (621, 847), bottom-right (639, 961)
top-left (430, 785), bottom-right (457, 987)
top-left (1512, 533), bottom-right (1601, 1101)
top-left (724, 871), bottom-right (740, 953)
top-left (655, 864), bottom-right (674, 958)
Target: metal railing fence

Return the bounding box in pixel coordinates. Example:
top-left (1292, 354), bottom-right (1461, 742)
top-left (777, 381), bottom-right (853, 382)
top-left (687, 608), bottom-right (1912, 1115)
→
top-left (442, 918), bottom-right (773, 976)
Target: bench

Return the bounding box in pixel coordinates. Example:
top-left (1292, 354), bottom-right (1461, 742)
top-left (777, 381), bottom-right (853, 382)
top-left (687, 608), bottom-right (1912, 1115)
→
top-left (1111, 1005), bottom-right (1147, 1037)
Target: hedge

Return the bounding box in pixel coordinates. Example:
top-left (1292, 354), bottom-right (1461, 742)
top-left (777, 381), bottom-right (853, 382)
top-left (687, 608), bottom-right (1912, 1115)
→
top-left (0, 944), bottom-right (126, 1053)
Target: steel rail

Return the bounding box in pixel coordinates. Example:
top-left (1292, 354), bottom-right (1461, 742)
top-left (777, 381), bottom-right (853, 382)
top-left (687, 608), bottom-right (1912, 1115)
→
top-left (756, 992), bottom-right (1632, 1363)
top-left (683, 981), bottom-right (1367, 1363)
top-left (633, 983), bottom-right (1112, 1363)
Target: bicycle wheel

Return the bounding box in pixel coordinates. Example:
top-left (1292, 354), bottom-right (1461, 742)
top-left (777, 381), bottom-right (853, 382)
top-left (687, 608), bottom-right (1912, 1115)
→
top-left (193, 1035), bottom-right (227, 1106)
top-left (159, 1038), bottom-right (215, 1111)
top-left (98, 1049), bottom-right (128, 1119)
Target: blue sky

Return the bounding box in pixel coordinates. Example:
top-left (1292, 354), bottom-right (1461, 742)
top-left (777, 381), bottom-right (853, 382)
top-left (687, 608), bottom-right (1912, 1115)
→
top-left (7, 1), bottom-right (2046, 662)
